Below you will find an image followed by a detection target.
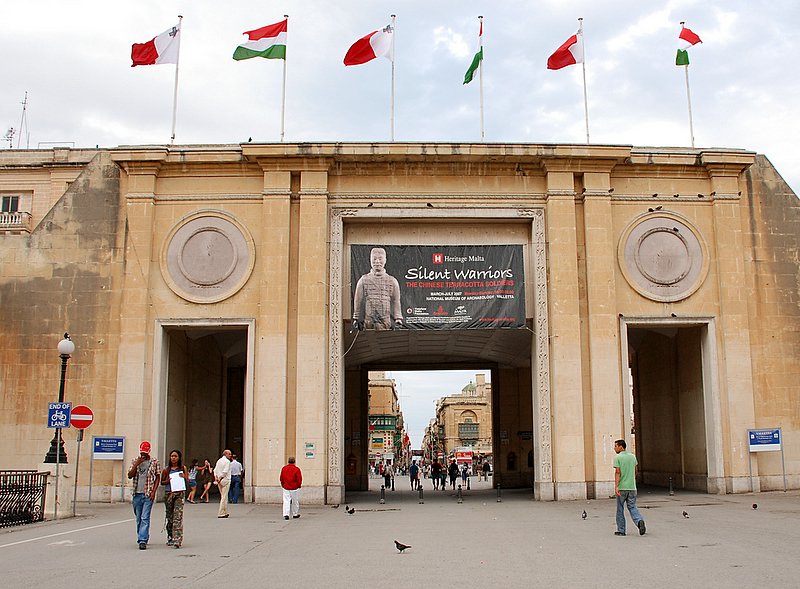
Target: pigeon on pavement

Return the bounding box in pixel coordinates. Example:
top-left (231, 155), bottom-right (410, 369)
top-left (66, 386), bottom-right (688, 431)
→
top-left (682, 511), bottom-right (689, 518)
top-left (581, 510), bottom-right (587, 520)
top-left (752, 503), bottom-right (758, 510)
top-left (346, 506), bottom-right (355, 514)
top-left (394, 540), bottom-right (411, 553)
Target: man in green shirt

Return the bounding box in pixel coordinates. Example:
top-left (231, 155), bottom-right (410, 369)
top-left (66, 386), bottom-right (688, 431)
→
top-left (613, 439), bottom-right (646, 536)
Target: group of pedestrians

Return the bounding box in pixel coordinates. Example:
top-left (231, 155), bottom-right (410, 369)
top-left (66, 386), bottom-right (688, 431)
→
top-left (129, 442), bottom-right (299, 551)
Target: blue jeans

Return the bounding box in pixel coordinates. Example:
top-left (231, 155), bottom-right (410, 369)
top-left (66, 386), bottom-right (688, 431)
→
top-left (229, 475), bottom-right (242, 503)
top-left (132, 493), bottom-right (154, 545)
top-left (616, 490), bottom-right (643, 534)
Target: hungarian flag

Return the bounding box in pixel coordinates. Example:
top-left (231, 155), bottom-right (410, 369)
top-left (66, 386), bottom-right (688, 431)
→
top-left (131, 22), bottom-right (181, 67)
top-left (233, 18), bottom-right (287, 60)
top-left (463, 21), bottom-right (483, 85)
top-left (344, 23), bottom-right (394, 66)
top-left (547, 30), bottom-right (584, 70)
top-left (676, 25), bottom-right (702, 66)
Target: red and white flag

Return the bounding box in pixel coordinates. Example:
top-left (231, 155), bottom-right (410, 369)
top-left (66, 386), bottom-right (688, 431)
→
top-left (343, 23), bottom-right (394, 66)
top-left (547, 30), bottom-right (584, 70)
top-left (131, 22), bottom-right (181, 67)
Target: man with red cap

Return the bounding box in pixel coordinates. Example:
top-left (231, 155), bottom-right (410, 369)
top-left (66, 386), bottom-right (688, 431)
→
top-left (127, 441), bottom-right (161, 550)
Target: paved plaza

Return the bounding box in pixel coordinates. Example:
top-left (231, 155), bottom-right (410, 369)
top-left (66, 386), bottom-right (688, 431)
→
top-left (2, 477), bottom-right (798, 588)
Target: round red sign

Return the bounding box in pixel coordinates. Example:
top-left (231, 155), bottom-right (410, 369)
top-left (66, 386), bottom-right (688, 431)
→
top-left (70, 405), bottom-right (94, 429)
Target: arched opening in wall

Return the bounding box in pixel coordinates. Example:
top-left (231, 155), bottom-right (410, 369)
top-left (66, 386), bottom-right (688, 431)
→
top-left (362, 369), bottom-right (497, 497)
top-left (342, 327), bottom-right (535, 502)
top-left (626, 323), bottom-right (713, 493)
top-left (159, 324), bottom-right (250, 501)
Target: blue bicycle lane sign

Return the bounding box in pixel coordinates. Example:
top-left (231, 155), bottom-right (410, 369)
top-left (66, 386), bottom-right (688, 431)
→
top-left (48, 402), bottom-right (72, 428)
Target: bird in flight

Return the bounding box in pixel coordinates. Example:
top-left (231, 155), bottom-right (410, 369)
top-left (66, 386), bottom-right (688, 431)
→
top-left (394, 540), bottom-right (411, 553)
top-left (581, 510), bottom-right (587, 520)
top-left (682, 511), bottom-right (689, 518)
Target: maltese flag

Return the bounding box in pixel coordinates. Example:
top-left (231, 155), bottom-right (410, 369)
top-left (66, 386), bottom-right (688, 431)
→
top-left (344, 23), bottom-right (394, 66)
top-left (131, 22), bottom-right (181, 66)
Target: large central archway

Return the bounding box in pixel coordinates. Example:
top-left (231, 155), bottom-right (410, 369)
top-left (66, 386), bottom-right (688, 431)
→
top-left (326, 205), bottom-right (554, 503)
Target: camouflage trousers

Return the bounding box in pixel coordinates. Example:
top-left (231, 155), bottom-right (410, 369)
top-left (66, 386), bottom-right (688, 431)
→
top-left (165, 492), bottom-right (184, 546)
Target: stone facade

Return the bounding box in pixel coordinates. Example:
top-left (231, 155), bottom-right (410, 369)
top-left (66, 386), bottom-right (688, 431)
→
top-left (1, 142), bottom-right (798, 512)
top-left (427, 374), bottom-right (493, 462)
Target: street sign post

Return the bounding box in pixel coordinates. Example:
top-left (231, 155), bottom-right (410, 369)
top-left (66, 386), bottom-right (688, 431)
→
top-left (70, 405), bottom-right (94, 429)
top-left (70, 405), bottom-right (94, 516)
top-left (90, 436), bottom-right (126, 503)
top-left (747, 428), bottom-right (786, 492)
top-left (47, 402), bottom-right (72, 428)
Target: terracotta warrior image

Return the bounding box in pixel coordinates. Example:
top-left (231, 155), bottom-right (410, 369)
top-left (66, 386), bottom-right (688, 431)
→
top-left (352, 247), bottom-right (403, 330)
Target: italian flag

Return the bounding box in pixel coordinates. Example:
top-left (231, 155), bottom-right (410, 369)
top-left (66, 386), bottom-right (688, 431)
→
top-left (131, 22), bottom-right (181, 67)
top-left (547, 31), bottom-right (584, 70)
top-left (233, 19), bottom-right (287, 61)
top-left (344, 23), bottom-right (394, 66)
top-left (463, 21), bottom-right (483, 85)
top-left (676, 25), bottom-right (702, 66)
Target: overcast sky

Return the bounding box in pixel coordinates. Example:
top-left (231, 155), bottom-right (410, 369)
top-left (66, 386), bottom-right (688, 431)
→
top-left (1, 1), bottom-right (798, 193)
top-left (387, 370), bottom-right (491, 449)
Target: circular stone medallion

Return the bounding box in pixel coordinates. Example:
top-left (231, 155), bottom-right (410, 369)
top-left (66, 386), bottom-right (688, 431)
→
top-left (161, 211), bottom-right (255, 303)
top-left (619, 213), bottom-right (708, 302)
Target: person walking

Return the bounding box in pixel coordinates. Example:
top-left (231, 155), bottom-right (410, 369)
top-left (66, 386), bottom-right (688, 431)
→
top-left (482, 460), bottom-right (491, 482)
top-left (613, 439), bottom-right (646, 536)
top-left (409, 461), bottom-right (419, 490)
top-left (214, 449), bottom-right (232, 518)
top-left (198, 459), bottom-right (213, 503)
top-left (448, 460), bottom-right (459, 490)
top-left (384, 462), bottom-right (394, 491)
top-left (228, 454), bottom-right (244, 504)
top-left (280, 456), bottom-right (303, 520)
top-left (431, 460), bottom-right (442, 490)
top-left (186, 459), bottom-right (199, 503)
top-left (127, 440), bottom-right (160, 550)
top-left (161, 449), bottom-right (188, 548)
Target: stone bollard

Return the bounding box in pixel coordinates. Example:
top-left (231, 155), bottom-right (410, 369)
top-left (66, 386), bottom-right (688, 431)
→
top-left (419, 486), bottom-right (424, 504)
top-left (467, 477), bottom-right (470, 491)
top-left (668, 477), bottom-right (674, 496)
top-left (380, 484), bottom-right (386, 504)
top-left (496, 483), bottom-right (502, 502)
top-left (457, 484), bottom-right (463, 504)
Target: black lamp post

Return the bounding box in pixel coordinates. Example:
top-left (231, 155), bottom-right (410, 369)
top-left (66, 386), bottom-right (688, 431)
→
top-left (44, 333), bottom-right (75, 464)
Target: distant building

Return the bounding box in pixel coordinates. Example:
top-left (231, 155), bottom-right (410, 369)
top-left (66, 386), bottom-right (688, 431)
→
top-left (367, 371), bottom-right (406, 467)
top-left (427, 374), bottom-right (492, 465)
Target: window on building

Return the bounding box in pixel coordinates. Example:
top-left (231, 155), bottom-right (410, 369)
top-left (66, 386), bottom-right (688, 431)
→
top-left (458, 422), bottom-right (479, 440)
top-left (2, 195), bottom-right (19, 213)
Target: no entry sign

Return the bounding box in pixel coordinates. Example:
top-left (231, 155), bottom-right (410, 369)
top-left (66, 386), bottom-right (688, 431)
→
top-left (70, 405), bottom-right (94, 429)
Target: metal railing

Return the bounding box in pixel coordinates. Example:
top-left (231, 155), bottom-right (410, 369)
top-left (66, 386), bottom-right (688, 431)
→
top-left (0, 470), bottom-right (49, 527)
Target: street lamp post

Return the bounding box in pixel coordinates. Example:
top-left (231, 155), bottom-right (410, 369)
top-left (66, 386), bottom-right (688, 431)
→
top-left (43, 333), bottom-right (75, 520)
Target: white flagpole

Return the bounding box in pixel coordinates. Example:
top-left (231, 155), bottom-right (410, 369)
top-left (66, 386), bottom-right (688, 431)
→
top-left (579, 17), bottom-right (590, 144)
top-left (170, 15), bottom-right (183, 144)
top-left (390, 14), bottom-right (396, 142)
top-left (281, 14), bottom-right (289, 142)
top-left (479, 16), bottom-right (485, 141)
top-left (680, 22), bottom-right (696, 148)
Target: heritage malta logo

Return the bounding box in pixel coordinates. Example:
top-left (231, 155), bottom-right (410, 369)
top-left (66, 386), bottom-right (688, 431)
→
top-left (432, 253), bottom-right (444, 264)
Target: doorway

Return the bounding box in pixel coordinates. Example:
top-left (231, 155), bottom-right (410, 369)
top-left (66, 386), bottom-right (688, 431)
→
top-left (623, 319), bottom-right (724, 493)
top-left (155, 321), bottom-right (254, 498)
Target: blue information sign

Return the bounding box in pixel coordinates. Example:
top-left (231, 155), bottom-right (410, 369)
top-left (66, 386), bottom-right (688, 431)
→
top-left (748, 428), bottom-right (781, 452)
top-left (92, 436), bottom-right (125, 460)
top-left (47, 402), bottom-right (72, 428)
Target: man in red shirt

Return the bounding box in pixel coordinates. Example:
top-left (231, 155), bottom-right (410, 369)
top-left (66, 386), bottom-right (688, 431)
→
top-left (280, 456), bottom-right (303, 520)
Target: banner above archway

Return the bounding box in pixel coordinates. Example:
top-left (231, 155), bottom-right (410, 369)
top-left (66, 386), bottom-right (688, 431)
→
top-left (351, 245), bottom-right (525, 330)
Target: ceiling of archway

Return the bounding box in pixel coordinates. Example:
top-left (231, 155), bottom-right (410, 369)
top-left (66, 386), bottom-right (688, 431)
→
top-left (342, 326), bottom-right (533, 369)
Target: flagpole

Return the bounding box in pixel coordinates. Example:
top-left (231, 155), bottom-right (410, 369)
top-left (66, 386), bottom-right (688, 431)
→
top-left (478, 16), bottom-right (484, 141)
top-left (390, 14), bottom-right (396, 142)
top-left (680, 22), bottom-right (696, 148)
top-left (579, 17), bottom-right (590, 144)
top-left (170, 15), bottom-right (183, 144)
top-left (280, 14), bottom-right (289, 142)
